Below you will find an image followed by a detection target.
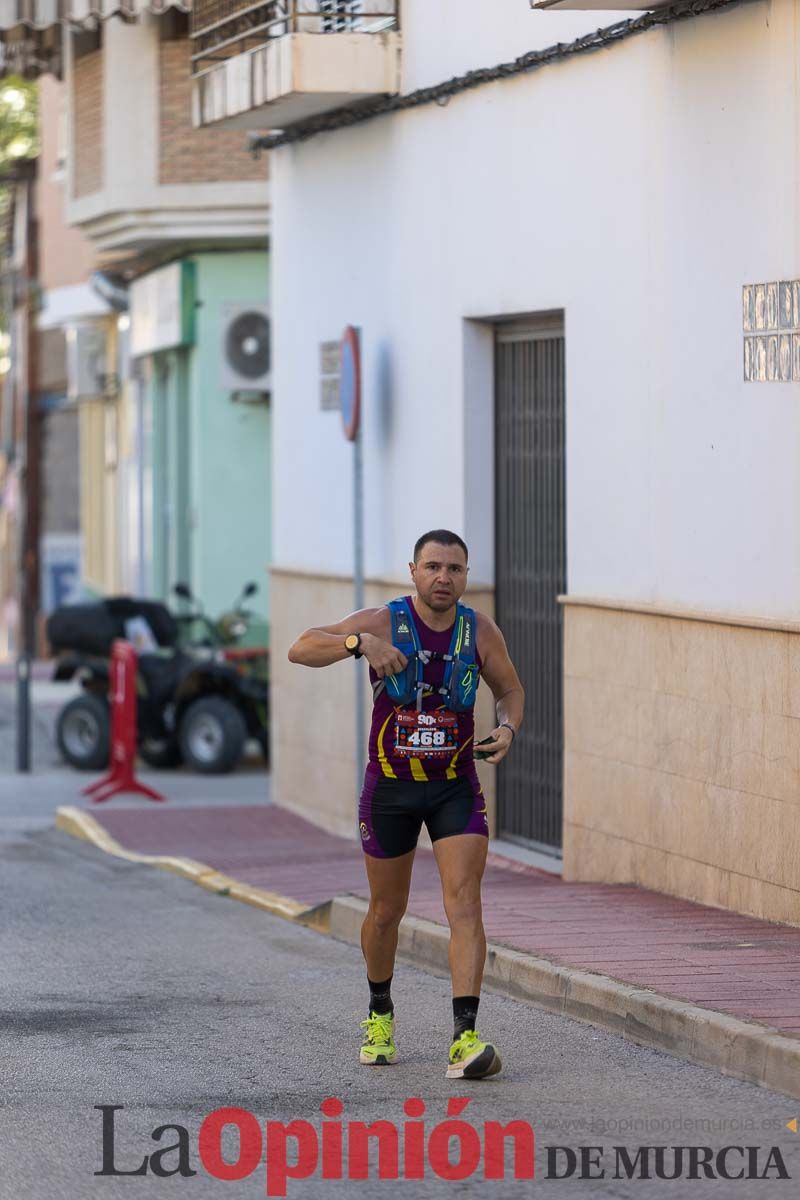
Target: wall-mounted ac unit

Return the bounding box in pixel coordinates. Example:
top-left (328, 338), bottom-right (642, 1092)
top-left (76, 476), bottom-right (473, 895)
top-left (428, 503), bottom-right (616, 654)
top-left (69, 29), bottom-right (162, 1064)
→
top-left (66, 323), bottom-right (109, 401)
top-left (221, 304), bottom-right (271, 400)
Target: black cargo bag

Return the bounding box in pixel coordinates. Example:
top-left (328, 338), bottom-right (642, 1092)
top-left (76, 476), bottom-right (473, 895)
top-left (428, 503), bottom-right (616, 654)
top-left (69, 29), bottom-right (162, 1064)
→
top-left (47, 597), bottom-right (179, 656)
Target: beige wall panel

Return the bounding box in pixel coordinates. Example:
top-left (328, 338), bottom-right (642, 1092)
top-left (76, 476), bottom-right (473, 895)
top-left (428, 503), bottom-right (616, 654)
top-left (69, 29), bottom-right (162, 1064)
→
top-left (567, 605), bottom-right (791, 712)
top-left (562, 822), bottom-right (636, 884)
top-left (564, 607), bottom-right (657, 692)
top-left (565, 751), bottom-right (688, 858)
top-left (785, 637), bottom-right (800, 718)
top-left (271, 569), bottom-right (497, 842)
top-left (649, 618), bottom-right (788, 712)
top-left (566, 676), bottom-right (800, 799)
top-left (564, 603), bottom-right (800, 927)
top-left (663, 852), bottom-right (732, 912)
top-left (725, 872), bottom-right (800, 929)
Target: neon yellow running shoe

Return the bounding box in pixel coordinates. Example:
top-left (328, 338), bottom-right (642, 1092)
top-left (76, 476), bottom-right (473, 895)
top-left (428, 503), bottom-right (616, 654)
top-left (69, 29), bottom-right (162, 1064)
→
top-left (359, 1011), bottom-right (397, 1065)
top-left (446, 1029), bottom-right (502, 1080)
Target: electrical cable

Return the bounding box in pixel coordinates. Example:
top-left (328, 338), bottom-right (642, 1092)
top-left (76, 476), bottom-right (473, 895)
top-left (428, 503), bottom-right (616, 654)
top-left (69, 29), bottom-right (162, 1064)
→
top-left (249, 0), bottom-right (752, 153)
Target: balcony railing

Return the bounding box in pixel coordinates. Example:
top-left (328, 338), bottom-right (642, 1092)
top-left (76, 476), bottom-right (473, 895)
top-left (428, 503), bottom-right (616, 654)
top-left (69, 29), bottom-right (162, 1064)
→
top-left (190, 0), bottom-right (398, 76)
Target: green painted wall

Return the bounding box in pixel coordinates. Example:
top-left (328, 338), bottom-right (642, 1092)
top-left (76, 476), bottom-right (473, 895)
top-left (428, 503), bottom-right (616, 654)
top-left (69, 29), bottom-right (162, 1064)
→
top-left (146, 249), bottom-right (271, 640)
top-left (188, 250), bottom-right (271, 638)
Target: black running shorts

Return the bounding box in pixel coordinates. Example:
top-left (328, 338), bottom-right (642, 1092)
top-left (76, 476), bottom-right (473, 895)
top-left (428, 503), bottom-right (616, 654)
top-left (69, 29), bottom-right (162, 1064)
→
top-left (358, 773), bottom-right (489, 859)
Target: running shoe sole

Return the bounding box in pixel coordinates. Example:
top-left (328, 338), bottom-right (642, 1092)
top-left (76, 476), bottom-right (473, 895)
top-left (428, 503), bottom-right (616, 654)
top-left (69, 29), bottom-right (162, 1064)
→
top-left (446, 1044), bottom-right (502, 1080)
top-left (359, 1048), bottom-right (398, 1065)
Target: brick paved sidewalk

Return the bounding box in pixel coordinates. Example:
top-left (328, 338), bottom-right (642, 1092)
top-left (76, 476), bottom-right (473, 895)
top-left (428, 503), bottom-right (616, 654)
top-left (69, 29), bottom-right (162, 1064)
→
top-left (93, 802), bottom-right (800, 1036)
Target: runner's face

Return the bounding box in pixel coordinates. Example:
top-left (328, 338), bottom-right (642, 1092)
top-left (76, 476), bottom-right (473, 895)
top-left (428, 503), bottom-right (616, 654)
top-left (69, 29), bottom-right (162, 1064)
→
top-left (410, 543), bottom-right (469, 612)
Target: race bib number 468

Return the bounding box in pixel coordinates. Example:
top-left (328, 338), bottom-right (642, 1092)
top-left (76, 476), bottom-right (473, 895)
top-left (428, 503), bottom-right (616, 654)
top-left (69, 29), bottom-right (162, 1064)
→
top-left (394, 710), bottom-right (459, 759)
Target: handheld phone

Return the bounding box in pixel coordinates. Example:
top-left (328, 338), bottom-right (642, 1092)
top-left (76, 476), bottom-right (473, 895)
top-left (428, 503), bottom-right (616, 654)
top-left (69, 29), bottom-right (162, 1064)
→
top-left (475, 735), bottom-right (496, 761)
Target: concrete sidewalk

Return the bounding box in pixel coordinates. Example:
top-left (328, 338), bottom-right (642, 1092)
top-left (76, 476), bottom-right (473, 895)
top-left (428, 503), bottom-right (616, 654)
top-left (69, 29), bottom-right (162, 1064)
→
top-left (56, 798), bottom-right (800, 1100)
top-left (0, 660), bottom-right (53, 682)
top-left (0, 663), bottom-right (80, 773)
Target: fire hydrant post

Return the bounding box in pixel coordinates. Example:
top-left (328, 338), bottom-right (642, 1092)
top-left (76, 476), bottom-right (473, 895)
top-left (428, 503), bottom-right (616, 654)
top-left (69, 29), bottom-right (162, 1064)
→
top-left (83, 640), bottom-right (166, 804)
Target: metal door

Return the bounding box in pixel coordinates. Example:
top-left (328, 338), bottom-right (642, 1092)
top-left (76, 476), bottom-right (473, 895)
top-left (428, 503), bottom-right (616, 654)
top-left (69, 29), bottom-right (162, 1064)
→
top-left (495, 318), bottom-right (566, 852)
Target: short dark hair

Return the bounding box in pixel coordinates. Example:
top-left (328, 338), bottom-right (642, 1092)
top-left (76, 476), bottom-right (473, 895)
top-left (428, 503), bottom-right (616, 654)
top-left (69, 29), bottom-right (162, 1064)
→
top-left (413, 529), bottom-right (469, 562)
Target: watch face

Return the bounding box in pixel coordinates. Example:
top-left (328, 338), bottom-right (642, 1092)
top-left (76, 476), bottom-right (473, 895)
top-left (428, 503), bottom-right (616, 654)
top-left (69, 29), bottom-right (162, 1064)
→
top-left (345, 634), bottom-right (359, 652)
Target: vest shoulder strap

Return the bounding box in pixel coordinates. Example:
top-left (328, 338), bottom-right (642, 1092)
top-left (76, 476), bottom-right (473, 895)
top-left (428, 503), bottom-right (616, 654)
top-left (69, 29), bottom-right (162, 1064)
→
top-left (446, 603), bottom-right (477, 664)
top-left (387, 597), bottom-right (422, 653)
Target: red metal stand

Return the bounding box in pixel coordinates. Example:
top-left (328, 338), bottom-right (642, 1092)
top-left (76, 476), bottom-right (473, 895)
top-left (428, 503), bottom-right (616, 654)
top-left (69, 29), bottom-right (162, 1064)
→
top-left (83, 640), bottom-right (165, 804)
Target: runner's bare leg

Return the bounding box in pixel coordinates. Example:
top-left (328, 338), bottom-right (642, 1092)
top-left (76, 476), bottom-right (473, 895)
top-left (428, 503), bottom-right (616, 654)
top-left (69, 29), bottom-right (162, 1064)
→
top-left (433, 834), bottom-right (488, 996)
top-left (361, 849), bottom-right (416, 982)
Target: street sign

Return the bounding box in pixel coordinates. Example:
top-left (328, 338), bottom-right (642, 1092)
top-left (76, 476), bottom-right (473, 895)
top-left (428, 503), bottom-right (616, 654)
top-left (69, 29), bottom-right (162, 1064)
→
top-left (340, 325), bottom-right (361, 441)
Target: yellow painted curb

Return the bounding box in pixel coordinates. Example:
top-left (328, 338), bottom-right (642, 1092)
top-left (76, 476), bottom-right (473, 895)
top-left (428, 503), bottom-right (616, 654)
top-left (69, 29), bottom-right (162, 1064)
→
top-left (55, 806), bottom-right (310, 921)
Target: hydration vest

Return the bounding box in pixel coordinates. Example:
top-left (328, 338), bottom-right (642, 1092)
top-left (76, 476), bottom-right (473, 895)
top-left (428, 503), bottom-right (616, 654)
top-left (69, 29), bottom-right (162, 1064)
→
top-left (374, 597), bottom-right (479, 712)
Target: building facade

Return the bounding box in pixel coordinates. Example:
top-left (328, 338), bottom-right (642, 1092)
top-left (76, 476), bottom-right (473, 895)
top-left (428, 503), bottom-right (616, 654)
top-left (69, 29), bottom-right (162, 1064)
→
top-left (0, 4), bottom-right (273, 635)
top-left (188, 0), bottom-right (800, 926)
top-left (128, 250), bottom-right (271, 631)
top-left (0, 74), bottom-right (110, 656)
top-left (37, 75), bottom-right (111, 615)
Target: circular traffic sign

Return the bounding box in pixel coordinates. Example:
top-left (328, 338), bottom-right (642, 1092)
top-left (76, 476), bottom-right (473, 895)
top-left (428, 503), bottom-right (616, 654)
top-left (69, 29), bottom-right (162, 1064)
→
top-left (340, 325), bottom-right (361, 442)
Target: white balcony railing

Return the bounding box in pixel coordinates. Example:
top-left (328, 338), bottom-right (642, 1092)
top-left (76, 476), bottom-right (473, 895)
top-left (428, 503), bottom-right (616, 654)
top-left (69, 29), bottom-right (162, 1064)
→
top-left (191, 0), bottom-right (398, 76)
top-left (191, 0), bottom-right (400, 130)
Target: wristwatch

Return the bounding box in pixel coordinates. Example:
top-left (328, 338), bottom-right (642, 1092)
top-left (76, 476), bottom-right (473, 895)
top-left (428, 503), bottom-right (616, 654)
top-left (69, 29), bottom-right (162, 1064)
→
top-left (344, 633), bottom-right (363, 659)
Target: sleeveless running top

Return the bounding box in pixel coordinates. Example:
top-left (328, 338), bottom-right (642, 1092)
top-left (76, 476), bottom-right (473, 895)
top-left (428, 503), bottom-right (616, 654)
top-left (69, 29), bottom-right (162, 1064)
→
top-left (366, 597), bottom-right (482, 783)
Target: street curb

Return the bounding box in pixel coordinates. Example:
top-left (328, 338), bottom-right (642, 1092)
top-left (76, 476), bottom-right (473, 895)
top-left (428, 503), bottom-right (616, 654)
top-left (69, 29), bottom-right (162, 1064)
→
top-left (54, 807), bottom-right (309, 921)
top-left (55, 806), bottom-right (800, 1101)
top-left (327, 895), bottom-right (800, 1102)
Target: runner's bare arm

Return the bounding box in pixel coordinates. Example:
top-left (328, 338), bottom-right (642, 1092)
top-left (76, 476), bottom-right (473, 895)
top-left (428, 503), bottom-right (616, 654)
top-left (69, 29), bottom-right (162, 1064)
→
top-left (287, 607), bottom-right (407, 677)
top-left (475, 613), bottom-right (525, 765)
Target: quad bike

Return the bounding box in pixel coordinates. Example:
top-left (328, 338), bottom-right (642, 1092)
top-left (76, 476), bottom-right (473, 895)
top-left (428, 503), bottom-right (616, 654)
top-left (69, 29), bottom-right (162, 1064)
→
top-left (48, 587), bottom-right (269, 775)
top-left (171, 581), bottom-right (270, 765)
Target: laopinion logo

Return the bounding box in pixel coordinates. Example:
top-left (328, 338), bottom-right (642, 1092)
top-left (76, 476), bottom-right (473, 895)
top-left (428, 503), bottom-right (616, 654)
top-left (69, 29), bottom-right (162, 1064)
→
top-left (95, 1102), bottom-right (791, 1193)
top-left (95, 1099), bottom-right (535, 1195)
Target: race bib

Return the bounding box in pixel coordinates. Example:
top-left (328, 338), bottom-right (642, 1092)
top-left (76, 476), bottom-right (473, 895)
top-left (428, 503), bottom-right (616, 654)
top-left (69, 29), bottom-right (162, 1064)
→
top-left (394, 710), bottom-right (458, 759)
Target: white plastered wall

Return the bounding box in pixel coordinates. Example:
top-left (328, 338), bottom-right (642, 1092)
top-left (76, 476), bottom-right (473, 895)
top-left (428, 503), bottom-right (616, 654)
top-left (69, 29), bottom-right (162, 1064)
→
top-left (273, 0), bottom-right (800, 620)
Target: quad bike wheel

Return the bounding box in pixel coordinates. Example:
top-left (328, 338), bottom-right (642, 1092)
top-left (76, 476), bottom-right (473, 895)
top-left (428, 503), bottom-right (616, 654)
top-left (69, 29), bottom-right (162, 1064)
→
top-left (179, 695), bottom-right (247, 774)
top-left (56, 692), bottom-right (110, 771)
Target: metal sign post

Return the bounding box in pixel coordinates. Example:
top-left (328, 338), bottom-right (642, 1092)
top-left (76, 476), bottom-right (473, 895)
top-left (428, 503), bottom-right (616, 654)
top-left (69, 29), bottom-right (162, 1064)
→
top-left (340, 326), bottom-right (364, 796)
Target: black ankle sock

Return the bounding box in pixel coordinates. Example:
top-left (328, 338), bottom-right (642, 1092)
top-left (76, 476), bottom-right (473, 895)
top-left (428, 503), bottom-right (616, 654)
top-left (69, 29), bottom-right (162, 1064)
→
top-left (453, 995), bottom-right (480, 1038)
top-left (368, 975), bottom-right (394, 1016)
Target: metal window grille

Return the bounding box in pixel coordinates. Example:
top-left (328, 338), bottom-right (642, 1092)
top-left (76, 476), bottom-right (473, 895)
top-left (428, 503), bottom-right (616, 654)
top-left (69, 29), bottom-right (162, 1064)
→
top-left (494, 318), bottom-right (566, 854)
top-left (320, 0), bottom-right (361, 31)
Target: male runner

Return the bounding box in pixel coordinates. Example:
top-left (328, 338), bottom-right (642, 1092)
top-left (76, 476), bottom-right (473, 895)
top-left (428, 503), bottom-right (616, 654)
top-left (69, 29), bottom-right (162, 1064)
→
top-left (288, 530), bottom-right (524, 1079)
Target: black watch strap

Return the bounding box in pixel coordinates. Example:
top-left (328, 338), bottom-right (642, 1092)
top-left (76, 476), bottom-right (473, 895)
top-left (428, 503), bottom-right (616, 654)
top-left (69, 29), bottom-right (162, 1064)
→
top-left (346, 633), bottom-right (363, 659)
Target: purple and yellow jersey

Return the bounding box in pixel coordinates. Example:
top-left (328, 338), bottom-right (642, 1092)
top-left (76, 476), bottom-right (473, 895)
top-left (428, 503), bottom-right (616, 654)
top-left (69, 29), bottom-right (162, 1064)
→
top-left (366, 596), bottom-right (482, 784)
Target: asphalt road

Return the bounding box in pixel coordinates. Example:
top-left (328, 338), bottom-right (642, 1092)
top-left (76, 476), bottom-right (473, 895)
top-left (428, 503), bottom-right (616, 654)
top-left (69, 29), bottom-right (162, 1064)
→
top-left (3, 805), bottom-right (800, 1199)
top-left (0, 674), bottom-right (269, 820)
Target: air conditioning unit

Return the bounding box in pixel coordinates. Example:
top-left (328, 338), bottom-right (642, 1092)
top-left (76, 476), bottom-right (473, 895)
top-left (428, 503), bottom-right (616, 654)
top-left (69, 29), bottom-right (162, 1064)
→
top-left (221, 304), bottom-right (271, 400)
top-left (66, 323), bottom-right (109, 401)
